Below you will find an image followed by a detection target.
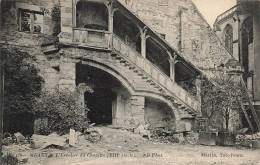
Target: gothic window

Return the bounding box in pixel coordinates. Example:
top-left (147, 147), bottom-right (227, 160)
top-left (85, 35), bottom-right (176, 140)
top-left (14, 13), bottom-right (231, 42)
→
top-left (241, 16), bottom-right (253, 75)
top-left (19, 9), bottom-right (43, 33)
top-left (223, 24), bottom-right (233, 53)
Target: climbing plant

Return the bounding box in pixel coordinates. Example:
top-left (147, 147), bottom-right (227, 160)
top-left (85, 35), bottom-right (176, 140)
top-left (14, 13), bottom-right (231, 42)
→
top-left (2, 47), bottom-right (43, 114)
top-left (2, 47), bottom-right (43, 134)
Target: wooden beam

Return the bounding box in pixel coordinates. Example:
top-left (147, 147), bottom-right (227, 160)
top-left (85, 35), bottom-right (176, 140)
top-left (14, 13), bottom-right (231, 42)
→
top-left (240, 75), bottom-right (260, 132)
top-left (238, 98), bottom-right (255, 132)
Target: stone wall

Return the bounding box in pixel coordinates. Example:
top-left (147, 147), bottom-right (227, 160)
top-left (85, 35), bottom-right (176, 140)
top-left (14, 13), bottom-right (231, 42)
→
top-left (2, 0), bottom-right (60, 35)
top-left (145, 98), bottom-right (176, 131)
top-left (253, 4), bottom-right (260, 100)
top-left (124, 96), bottom-right (145, 126)
top-left (0, 30), bottom-right (59, 92)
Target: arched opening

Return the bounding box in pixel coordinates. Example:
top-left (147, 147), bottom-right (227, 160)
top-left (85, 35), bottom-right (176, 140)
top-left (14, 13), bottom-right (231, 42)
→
top-left (241, 16), bottom-right (253, 81)
top-left (145, 97), bottom-right (176, 131)
top-left (76, 63), bottom-right (138, 126)
top-left (146, 37), bottom-right (170, 77)
top-left (175, 62), bottom-right (197, 96)
top-left (76, 1), bottom-right (108, 30)
top-left (223, 24), bottom-right (233, 53)
top-left (113, 10), bottom-right (141, 53)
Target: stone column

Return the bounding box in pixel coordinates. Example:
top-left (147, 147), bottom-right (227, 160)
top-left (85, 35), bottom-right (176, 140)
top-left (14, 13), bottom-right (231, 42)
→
top-left (195, 77), bottom-right (202, 116)
top-left (112, 95), bottom-right (124, 125)
top-left (107, 2), bottom-right (116, 48)
top-left (253, 3), bottom-right (260, 100)
top-left (167, 51), bottom-right (177, 81)
top-left (59, 62), bottom-right (76, 92)
top-left (108, 3), bottom-right (114, 33)
top-left (59, 0), bottom-right (73, 44)
top-left (124, 96), bottom-right (145, 127)
top-left (140, 27), bottom-right (148, 58)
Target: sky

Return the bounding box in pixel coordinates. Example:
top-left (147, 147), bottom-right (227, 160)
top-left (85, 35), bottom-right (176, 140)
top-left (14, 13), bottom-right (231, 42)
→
top-left (192, 0), bottom-right (237, 27)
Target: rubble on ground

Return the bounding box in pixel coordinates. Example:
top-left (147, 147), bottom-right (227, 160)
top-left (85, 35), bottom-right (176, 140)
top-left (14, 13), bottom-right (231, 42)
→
top-left (84, 127), bottom-right (103, 143)
top-left (14, 132), bottom-right (25, 142)
top-left (30, 133), bottom-right (67, 149)
top-left (134, 124), bottom-right (151, 140)
top-left (236, 132), bottom-right (260, 149)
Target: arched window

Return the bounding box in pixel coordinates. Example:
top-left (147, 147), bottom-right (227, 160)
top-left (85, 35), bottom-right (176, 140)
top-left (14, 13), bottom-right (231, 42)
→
top-left (223, 24), bottom-right (233, 53)
top-left (241, 16), bottom-right (253, 74)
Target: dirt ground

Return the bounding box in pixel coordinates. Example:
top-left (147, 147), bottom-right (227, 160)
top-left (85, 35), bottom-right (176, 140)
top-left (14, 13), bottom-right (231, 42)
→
top-left (3, 126), bottom-right (260, 165)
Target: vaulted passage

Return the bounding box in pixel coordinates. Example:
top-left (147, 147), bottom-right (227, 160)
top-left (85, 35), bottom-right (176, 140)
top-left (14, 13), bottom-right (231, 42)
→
top-left (76, 62), bottom-right (146, 126)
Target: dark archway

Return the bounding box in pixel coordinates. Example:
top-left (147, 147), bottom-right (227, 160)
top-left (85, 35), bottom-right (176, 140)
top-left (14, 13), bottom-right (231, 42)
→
top-left (76, 1), bottom-right (108, 30)
top-left (76, 62), bottom-right (131, 125)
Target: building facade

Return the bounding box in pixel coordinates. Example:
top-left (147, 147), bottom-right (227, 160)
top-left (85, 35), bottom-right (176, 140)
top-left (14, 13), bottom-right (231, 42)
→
top-left (1, 0), bottom-right (247, 133)
top-left (214, 0), bottom-right (260, 130)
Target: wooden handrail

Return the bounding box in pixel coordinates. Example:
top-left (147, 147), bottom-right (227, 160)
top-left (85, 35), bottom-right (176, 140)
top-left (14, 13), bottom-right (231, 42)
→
top-left (240, 75), bottom-right (260, 132)
top-left (73, 27), bottom-right (110, 34)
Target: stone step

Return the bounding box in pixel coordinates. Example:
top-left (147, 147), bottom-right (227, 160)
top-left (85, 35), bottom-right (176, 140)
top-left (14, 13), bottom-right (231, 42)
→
top-left (124, 62), bottom-right (131, 66)
top-left (179, 104), bottom-right (186, 109)
top-left (115, 56), bottom-right (122, 60)
top-left (129, 66), bottom-right (136, 70)
top-left (154, 85), bottom-right (160, 88)
top-left (120, 59), bottom-right (126, 63)
top-left (138, 72), bottom-right (144, 76)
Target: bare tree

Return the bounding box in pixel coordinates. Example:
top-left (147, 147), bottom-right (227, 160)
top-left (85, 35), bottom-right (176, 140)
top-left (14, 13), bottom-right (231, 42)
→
top-left (201, 72), bottom-right (242, 132)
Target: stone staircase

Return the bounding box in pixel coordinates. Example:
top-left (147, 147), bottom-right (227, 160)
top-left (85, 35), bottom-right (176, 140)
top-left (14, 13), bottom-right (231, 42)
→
top-left (111, 34), bottom-right (199, 116)
top-left (58, 28), bottom-right (200, 117)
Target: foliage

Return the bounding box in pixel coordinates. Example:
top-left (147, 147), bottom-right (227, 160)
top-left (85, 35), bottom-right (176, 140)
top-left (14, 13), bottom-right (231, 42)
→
top-left (201, 72), bottom-right (243, 132)
top-left (2, 153), bottom-right (19, 165)
top-left (33, 83), bottom-right (93, 134)
top-left (2, 47), bottom-right (43, 114)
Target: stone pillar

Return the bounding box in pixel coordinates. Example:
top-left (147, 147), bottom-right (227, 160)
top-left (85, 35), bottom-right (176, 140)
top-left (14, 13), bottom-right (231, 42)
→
top-left (124, 96), bottom-right (145, 126)
top-left (167, 51), bottom-right (177, 81)
top-left (195, 77), bottom-right (202, 116)
top-left (59, 0), bottom-right (73, 44)
top-left (59, 62), bottom-right (76, 92)
top-left (140, 27), bottom-right (148, 58)
top-left (112, 95), bottom-right (124, 125)
top-left (253, 3), bottom-right (260, 100)
top-left (108, 3), bottom-right (114, 33)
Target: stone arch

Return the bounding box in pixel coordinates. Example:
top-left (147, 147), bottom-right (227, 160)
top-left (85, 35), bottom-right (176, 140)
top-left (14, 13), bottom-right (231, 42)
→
top-left (80, 59), bottom-right (181, 120)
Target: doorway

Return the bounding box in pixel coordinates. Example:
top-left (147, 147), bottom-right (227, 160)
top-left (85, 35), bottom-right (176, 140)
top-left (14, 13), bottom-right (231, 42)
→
top-left (85, 88), bottom-right (116, 125)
